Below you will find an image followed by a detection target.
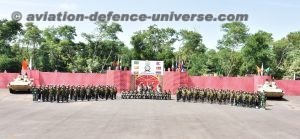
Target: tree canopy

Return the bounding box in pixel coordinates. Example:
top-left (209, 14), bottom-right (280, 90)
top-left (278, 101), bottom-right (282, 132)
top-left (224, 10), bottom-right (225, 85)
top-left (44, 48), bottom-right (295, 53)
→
top-left (0, 19), bottom-right (299, 79)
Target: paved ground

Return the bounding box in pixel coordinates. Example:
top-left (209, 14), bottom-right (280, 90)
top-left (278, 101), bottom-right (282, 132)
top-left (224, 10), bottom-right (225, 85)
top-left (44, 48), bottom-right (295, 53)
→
top-left (0, 89), bottom-right (300, 139)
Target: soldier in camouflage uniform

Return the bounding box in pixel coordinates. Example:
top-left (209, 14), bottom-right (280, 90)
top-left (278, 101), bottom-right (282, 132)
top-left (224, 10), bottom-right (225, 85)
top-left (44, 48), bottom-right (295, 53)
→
top-left (70, 85), bottom-right (75, 101)
top-left (112, 86), bottom-right (117, 100)
top-left (176, 88), bottom-right (182, 101)
top-left (175, 87), bottom-right (265, 109)
top-left (95, 85), bottom-right (100, 101)
top-left (61, 85), bottom-right (66, 102)
top-left (168, 90), bottom-right (172, 100)
top-left (260, 91), bottom-right (266, 109)
top-left (65, 85), bottom-right (70, 102)
top-left (86, 85), bottom-right (91, 101)
top-left (31, 85), bottom-right (38, 102)
top-left (49, 85), bottom-right (55, 102)
top-left (56, 85), bottom-right (61, 103)
top-left (105, 86), bottom-right (110, 100)
top-left (74, 86), bottom-right (80, 102)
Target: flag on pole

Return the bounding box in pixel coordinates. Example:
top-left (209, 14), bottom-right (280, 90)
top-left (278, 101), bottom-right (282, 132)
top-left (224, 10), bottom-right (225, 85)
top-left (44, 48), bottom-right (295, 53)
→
top-left (29, 57), bottom-right (32, 70)
top-left (119, 56), bottom-right (122, 70)
top-left (171, 59), bottom-right (174, 71)
top-left (256, 65), bottom-right (261, 75)
top-left (116, 56), bottom-right (120, 70)
top-left (261, 63), bottom-right (264, 76)
top-left (178, 59), bottom-right (181, 72)
top-left (21, 58), bottom-right (28, 70)
top-left (265, 67), bottom-right (270, 74)
top-left (175, 58), bottom-right (178, 71)
top-left (181, 61), bottom-right (185, 72)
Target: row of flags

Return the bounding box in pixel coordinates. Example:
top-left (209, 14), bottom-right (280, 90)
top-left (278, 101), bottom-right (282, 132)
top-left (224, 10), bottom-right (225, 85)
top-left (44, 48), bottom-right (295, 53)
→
top-left (22, 56), bottom-right (270, 76)
top-left (171, 59), bottom-right (186, 72)
top-left (111, 56), bottom-right (122, 70)
top-left (256, 63), bottom-right (270, 76)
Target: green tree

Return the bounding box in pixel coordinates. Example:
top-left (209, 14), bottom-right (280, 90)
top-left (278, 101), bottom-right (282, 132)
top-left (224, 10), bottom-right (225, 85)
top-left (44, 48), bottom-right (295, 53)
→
top-left (240, 31), bottom-right (274, 75)
top-left (272, 31), bottom-right (300, 78)
top-left (178, 30), bottom-right (207, 75)
top-left (23, 22), bottom-right (42, 69)
top-left (206, 49), bottom-right (219, 74)
top-left (38, 25), bottom-right (77, 72)
top-left (0, 20), bottom-right (23, 72)
top-left (217, 22), bottom-right (249, 76)
top-left (131, 25), bottom-right (177, 68)
top-left (217, 48), bottom-right (242, 76)
top-left (284, 32), bottom-right (300, 77)
top-left (81, 22), bottom-right (125, 72)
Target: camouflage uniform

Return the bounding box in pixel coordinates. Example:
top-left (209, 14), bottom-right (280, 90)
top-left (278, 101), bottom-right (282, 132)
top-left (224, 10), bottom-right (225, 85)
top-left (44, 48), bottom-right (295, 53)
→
top-left (31, 86), bottom-right (39, 101)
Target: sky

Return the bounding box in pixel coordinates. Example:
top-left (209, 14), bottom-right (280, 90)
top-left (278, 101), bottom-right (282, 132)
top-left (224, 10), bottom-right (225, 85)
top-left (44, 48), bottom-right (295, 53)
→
top-left (0, 0), bottom-right (300, 50)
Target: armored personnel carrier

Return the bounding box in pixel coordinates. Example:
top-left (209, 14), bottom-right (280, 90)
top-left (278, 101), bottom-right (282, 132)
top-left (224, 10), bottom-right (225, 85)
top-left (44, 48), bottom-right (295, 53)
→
top-left (7, 74), bottom-right (34, 93)
top-left (258, 81), bottom-right (284, 98)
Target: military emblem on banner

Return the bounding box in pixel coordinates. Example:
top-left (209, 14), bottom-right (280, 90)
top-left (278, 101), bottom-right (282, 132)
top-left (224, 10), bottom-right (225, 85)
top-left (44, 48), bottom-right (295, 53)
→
top-left (144, 61), bottom-right (151, 72)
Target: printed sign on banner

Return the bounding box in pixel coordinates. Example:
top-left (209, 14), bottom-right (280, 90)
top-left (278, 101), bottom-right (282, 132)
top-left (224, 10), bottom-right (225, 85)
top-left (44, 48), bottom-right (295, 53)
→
top-left (131, 60), bottom-right (164, 75)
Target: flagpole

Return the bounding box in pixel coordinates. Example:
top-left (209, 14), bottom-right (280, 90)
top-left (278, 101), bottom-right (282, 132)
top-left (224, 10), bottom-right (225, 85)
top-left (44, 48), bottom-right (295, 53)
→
top-left (120, 56), bottom-right (122, 70)
top-left (261, 63), bottom-right (264, 76)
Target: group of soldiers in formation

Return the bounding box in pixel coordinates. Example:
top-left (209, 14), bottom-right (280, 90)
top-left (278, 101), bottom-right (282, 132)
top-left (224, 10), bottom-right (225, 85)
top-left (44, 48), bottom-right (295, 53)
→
top-left (121, 83), bottom-right (171, 100)
top-left (31, 85), bottom-right (117, 103)
top-left (176, 87), bottom-right (267, 109)
top-left (121, 90), bottom-right (172, 100)
top-left (30, 83), bottom-right (267, 108)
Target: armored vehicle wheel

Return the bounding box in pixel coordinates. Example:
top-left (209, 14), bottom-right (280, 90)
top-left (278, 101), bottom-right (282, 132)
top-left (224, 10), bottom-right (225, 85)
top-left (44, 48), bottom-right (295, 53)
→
top-left (9, 88), bottom-right (15, 94)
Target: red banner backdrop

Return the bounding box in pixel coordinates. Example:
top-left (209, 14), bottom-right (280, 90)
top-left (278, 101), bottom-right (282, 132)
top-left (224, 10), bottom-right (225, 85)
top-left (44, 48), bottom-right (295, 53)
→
top-left (39, 72), bottom-right (107, 86)
top-left (1, 70), bottom-right (300, 95)
top-left (189, 76), bottom-right (254, 91)
top-left (275, 80), bottom-right (300, 96)
top-left (0, 73), bottom-right (19, 88)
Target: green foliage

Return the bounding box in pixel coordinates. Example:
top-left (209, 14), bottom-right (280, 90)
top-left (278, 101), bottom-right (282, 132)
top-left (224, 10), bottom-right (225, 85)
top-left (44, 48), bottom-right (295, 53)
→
top-left (272, 31), bottom-right (300, 78)
top-left (0, 20), bottom-right (22, 54)
top-left (80, 22), bottom-right (125, 72)
top-left (0, 20), bottom-right (23, 72)
top-left (216, 22), bottom-right (249, 76)
top-left (177, 30), bottom-right (207, 75)
top-left (130, 25), bottom-right (177, 68)
top-left (217, 22), bottom-right (249, 50)
top-left (216, 48), bottom-right (242, 76)
top-left (187, 53), bottom-right (208, 76)
top-left (0, 19), bottom-right (299, 79)
top-left (240, 31), bottom-right (274, 75)
top-left (205, 49), bottom-right (219, 74)
top-left (0, 55), bottom-right (21, 72)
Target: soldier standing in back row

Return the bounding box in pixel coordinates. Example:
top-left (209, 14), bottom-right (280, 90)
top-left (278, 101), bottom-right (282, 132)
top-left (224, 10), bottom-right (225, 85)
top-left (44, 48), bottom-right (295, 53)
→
top-left (75, 86), bottom-right (80, 102)
top-left (95, 86), bottom-right (100, 101)
top-left (70, 85), bottom-right (74, 101)
top-left (260, 91), bottom-right (266, 109)
top-left (86, 85), bottom-right (91, 101)
top-left (45, 85), bottom-right (49, 102)
top-left (113, 86), bottom-right (117, 100)
top-left (65, 85), bottom-right (70, 102)
top-left (80, 85), bottom-right (85, 101)
top-left (56, 85), bottom-right (61, 103)
top-left (49, 85), bottom-right (54, 102)
top-left (105, 86), bottom-right (110, 100)
top-left (31, 85), bottom-right (38, 102)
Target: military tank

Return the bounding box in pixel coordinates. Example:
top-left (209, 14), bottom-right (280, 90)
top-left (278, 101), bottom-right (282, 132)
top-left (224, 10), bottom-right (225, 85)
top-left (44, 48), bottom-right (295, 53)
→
top-left (7, 74), bottom-right (34, 93)
top-left (258, 81), bottom-right (284, 98)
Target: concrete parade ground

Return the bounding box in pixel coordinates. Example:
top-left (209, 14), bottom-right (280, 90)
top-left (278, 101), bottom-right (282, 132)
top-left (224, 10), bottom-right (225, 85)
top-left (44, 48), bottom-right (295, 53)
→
top-left (0, 89), bottom-right (300, 139)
